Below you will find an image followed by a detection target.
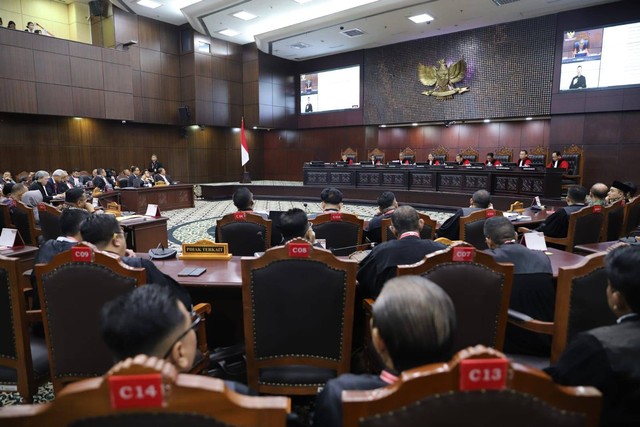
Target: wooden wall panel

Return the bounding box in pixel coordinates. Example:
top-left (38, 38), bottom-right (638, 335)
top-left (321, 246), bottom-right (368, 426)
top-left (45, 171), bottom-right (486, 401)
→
top-left (72, 87), bottom-right (106, 118)
top-left (33, 51), bottom-right (72, 85)
top-left (0, 80), bottom-right (37, 114)
top-left (36, 83), bottom-right (74, 116)
top-left (70, 57), bottom-right (104, 90)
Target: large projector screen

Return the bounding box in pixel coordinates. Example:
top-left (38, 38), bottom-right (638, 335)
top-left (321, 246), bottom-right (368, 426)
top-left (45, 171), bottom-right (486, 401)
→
top-left (300, 65), bottom-right (360, 114)
top-left (560, 22), bottom-right (640, 91)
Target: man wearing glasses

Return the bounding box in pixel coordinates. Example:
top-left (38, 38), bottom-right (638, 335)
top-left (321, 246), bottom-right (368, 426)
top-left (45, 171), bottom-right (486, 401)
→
top-left (80, 214), bottom-right (192, 310)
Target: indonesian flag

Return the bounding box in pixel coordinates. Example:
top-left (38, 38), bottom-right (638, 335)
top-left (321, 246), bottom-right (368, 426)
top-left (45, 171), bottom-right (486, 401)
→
top-left (241, 117), bottom-right (249, 166)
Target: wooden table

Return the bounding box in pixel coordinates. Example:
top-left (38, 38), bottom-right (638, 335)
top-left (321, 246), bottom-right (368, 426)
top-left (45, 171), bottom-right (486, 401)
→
top-left (0, 245), bottom-right (39, 274)
top-left (119, 216), bottom-right (169, 252)
top-left (511, 207), bottom-right (553, 228)
top-left (118, 184), bottom-right (194, 214)
top-left (543, 248), bottom-right (585, 277)
top-left (574, 240), bottom-right (627, 254)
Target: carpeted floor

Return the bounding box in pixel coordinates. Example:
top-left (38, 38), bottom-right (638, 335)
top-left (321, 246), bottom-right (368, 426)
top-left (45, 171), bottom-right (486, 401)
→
top-left (0, 184), bottom-right (454, 407)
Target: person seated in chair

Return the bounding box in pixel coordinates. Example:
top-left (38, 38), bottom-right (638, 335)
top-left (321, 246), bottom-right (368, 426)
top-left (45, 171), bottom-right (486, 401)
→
top-left (313, 275), bottom-right (456, 427)
top-left (366, 191), bottom-right (398, 244)
top-left (518, 150), bottom-right (532, 167)
top-left (426, 153), bottom-right (440, 166)
top-left (80, 214), bottom-right (192, 310)
top-left (29, 170), bottom-right (55, 203)
top-left (127, 166), bottom-right (143, 188)
top-left (454, 154), bottom-right (470, 166)
top-left (278, 208), bottom-right (317, 245)
top-left (357, 206), bottom-right (446, 299)
top-left (141, 170), bottom-right (155, 187)
top-left (340, 154), bottom-right (354, 165)
top-left (154, 167), bottom-right (172, 185)
top-left (533, 185), bottom-right (587, 238)
top-left (436, 189), bottom-right (492, 241)
top-left (5, 183), bottom-right (27, 211)
top-left (63, 187), bottom-right (97, 213)
top-left (484, 216), bottom-right (554, 356)
top-left (546, 151), bottom-right (570, 169)
top-left (589, 183), bottom-right (609, 206)
top-left (484, 152), bottom-right (502, 167)
top-left (232, 187), bottom-right (267, 218)
top-left (607, 180), bottom-right (635, 205)
top-left (308, 187), bottom-right (344, 219)
top-left (546, 245), bottom-right (640, 426)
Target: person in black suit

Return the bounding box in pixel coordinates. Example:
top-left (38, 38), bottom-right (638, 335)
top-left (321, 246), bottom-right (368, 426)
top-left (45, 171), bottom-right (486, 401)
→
top-left (154, 167), bottom-right (172, 185)
top-left (29, 170), bottom-right (54, 203)
top-left (127, 166), bottom-right (143, 188)
top-left (534, 185), bottom-right (587, 238)
top-left (93, 168), bottom-right (113, 191)
top-left (148, 154), bottom-right (163, 174)
top-left (569, 65), bottom-right (587, 89)
top-left (546, 245), bottom-right (640, 426)
top-left (436, 189), bottom-right (492, 240)
top-left (366, 191), bottom-right (397, 244)
top-left (484, 216), bottom-right (554, 355)
top-left (313, 275), bottom-right (456, 427)
top-left (45, 169), bottom-right (67, 195)
top-left (357, 206), bottom-right (447, 299)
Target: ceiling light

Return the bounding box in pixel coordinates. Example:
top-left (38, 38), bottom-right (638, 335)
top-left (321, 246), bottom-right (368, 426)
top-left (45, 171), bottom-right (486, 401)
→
top-left (137, 0), bottom-right (162, 9)
top-left (218, 29), bottom-right (239, 37)
top-left (380, 124), bottom-right (387, 128)
top-left (293, 0), bottom-right (313, 4)
top-left (408, 13), bottom-right (434, 24)
top-left (232, 11), bottom-right (257, 21)
top-left (175, 0), bottom-right (201, 8)
top-left (525, 117), bottom-right (533, 121)
top-left (484, 119), bottom-right (491, 123)
top-left (412, 123), bottom-right (418, 126)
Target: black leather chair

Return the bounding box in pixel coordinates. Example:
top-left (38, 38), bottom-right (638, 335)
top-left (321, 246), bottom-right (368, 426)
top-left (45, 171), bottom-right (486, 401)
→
top-left (623, 196), bottom-right (640, 236)
top-left (0, 203), bottom-right (11, 230)
top-left (37, 203), bottom-right (62, 241)
top-left (544, 205), bottom-right (604, 253)
top-left (459, 209), bottom-right (503, 250)
top-left (215, 212), bottom-right (271, 256)
top-left (10, 201), bottom-right (40, 246)
top-left (117, 178), bottom-right (129, 188)
top-left (380, 213), bottom-right (437, 242)
top-left (0, 256), bottom-right (49, 403)
top-left (241, 240), bottom-right (357, 395)
top-left (601, 200), bottom-right (624, 242)
top-left (310, 212), bottom-right (364, 256)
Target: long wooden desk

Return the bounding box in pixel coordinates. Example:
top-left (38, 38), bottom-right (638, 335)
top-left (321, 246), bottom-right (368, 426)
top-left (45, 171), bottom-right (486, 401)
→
top-left (574, 240), bottom-right (628, 254)
top-left (303, 164), bottom-right (564, 198)
top-left (119, 216), bottom-right (169, 252)
top-left (117, 184), bottom-right (195, 214)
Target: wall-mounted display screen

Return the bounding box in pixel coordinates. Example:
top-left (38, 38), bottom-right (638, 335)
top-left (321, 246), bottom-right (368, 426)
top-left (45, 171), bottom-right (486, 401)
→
top-left (560, 22), bottom-right (640, 91)
top-left (300, 66), bottom-right (360, 114)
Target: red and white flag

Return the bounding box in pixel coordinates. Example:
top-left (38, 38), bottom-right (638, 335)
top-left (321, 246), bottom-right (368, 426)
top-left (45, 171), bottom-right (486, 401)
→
top-left (240, 117), bottom-right (249, 166)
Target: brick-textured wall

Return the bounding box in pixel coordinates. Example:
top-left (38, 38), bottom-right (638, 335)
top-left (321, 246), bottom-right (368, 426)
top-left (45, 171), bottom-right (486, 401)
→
top-left (364, 15), bottom-right (556, 124)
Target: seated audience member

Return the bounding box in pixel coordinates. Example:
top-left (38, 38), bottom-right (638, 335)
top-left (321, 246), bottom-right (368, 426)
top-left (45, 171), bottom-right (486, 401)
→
top-left (484, 217), bottom-right (554, 355)
top-left (484, 152), bottom-right (502, 167)
top-left (319, 187), bottom-right (343, 213)
top-left (69, 168), bottom-right (83, 187)
top-left (30, 208), bottom-right (90, 310)
top-left (21, 190), bottom-right (44, 224)
top-left (313, 275), bottom-right (456, 427)
top-left (278, 208), bottom-right (316, 244)
top-left (589, 182), bottom-right (609, 206)
top-left (454, 154), bottom-right (470, 166)
top-left (546, 245), bottom-right (640, 426)
top-left (154, 167), bottom-right (172, 185)
top-left (366, 191), bottom-right (398, 244)
top-left (45, 169), bottom-right (67, 195)
top-left (141, 170), bottom-right (155, 187)
top-left (546, 151), bottom-right (570, 169)
top-left (64, 187), bottom-right (96, 213)
top-left (232, 187), bottom-right (267, 218)
top-left (93, 168), bottom-right (113, 191)
top-left (534, 185), bottom-right (587, 238)
top-left (117, 168), bottom-right (131, 181)
top-left (0, 183), bottom-right (14, 205)
top-left (436, 189), bottom-right (492, 240)
top-left (8, 21), bottom-right (17, 30)
top-left (358, 206), bottom-right (446, 299)
top-left (607, 180), bottom-right (635, 205)
top-left (426, 153), bottom-right (440, 166)
top-left (7, 183), bottom-right (27, 210)
top-left (127, 166), bottom-right (143, 188)
top-left (29, 170), bottom-right (55, 203)
top-left (80, 214), bottom-right (192, 310)
top-left (2, 171), bottom-right (15, 184)
top-left (518, 150), bottom-right (532, 167)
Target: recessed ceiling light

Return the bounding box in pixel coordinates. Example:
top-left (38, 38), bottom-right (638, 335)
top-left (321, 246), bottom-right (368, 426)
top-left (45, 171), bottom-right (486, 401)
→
top-left (412, 123), bottom-right (418, 126)
top-left (218, 29), bottom-right (239, 37)
top-left (525, 117), bottom-right (533, 121)
top-left (232, 11), bottom-right (257, 21)
top-left (137, 0), bottom-right (162, 9)
top-left (484, 119), bottom-right (491, 123)
top-left (175, 0), bottom-right (201, 8)
top-left (408, 13), bottom-right (434, 24)
top-left (380, 124), bottom-right (387, 128)
top-left (293, 0), bottom-right (313, 4)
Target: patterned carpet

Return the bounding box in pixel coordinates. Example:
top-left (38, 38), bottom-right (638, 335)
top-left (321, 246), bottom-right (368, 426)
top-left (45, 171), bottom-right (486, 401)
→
top-left (0, 184), bottom-right (454, 407)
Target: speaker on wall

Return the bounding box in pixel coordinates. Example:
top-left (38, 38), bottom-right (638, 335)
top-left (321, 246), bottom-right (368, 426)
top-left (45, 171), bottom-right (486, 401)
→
top-left (89, 0), bottom-right (109, 18)
top-left (178, 106), bottom-right (191, 122)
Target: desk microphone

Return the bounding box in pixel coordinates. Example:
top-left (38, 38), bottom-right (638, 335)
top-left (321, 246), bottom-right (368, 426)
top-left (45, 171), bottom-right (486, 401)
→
top-left (329, 242), bottom-right (372, 254)
top-left (303, 203), bottom-right (309, 213)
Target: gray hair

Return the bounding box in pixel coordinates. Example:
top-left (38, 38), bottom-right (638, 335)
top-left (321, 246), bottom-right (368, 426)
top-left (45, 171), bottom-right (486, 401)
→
top-left (34, 170), bottom-right (50, 180)
top-left (52, 169), bottom-right (65, 177)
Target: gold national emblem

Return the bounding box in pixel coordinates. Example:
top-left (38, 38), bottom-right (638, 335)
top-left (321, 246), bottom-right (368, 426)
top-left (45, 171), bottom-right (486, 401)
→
top-left (418, 59), bottom-right (470, 100)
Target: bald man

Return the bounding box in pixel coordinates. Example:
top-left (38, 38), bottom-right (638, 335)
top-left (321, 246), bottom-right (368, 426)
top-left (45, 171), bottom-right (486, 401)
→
top-left (589, 183), bottom-right (609, 206)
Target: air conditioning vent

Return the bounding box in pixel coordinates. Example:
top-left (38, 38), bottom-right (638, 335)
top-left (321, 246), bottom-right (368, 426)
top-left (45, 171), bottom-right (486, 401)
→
top-left (291, 42), bottom-right (310, 49)
top-left (341, 28), bottom-right (366, 38)
top-left (492, 0), bottom-right (521, 5)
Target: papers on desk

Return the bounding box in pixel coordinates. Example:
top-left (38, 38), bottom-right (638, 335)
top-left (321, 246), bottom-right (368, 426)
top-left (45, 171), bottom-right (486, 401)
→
top-left (523, 232), bottom-right (548, 251)
top-left (504, 212), bottom-right (532, 222)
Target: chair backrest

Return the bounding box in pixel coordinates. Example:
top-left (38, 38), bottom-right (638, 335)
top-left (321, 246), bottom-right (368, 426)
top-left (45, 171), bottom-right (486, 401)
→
top-left (623, 196), bottom-right (640, 236)
top-left (342, 345), bottom-right (601, 427)
top-left (561, 144), bottom-right (584, 178)
top-left (399, 147), bottom-right (415, 163)
top-left (367, 148), bottom-right (384, 163)
top-left (0, 355), bottom-right (290, 427)
top-left (37, 203), bottom-right (62, 241)
top-left (551, 253), bottom-right (616, 363)
top-left (432, 145), bottom-right (448, 163)
top-left (529, 145), bottom-right (548, 165)
top-left (215, 212), bottom-right (271, 256)
top-left (118, 178), bottom-right (129, 188)
top-left (380, 213), bottom-right (436, 242)
top-left (10, 201), bottom-right (37, 246)
top-left (341, 147), bottom-right (357, 163)
top-left (494, 146), bottom-right (512, 163)
top-left (241, 240), bottom-right (357, 395)
top-left (601, 200), bottom-right (625, 241)
top-left (459, 209), bottom-right (503, 250)
top-left (35, 243), bottom-right (146, 393)
top-left (565, 206), bottom-right (604, 251)
top-left (0, 255), bottom-right (42, 403)
top-left (460, 147), bottom-right (479, 162)
top-left (398, 244), bottom-right (513, 352)
top-left (0, 203), bottom-right (12, 230)
top-left (310, 212), bottom-right (364, 256)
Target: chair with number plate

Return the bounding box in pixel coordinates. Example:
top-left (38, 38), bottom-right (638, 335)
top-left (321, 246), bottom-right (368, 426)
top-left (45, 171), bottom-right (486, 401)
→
top-left (459, 209), bottom-right (504, 250)
top-left (310, 212), bottom-right (364, 256)
top-left (215, 212), bottom-right (271, 256)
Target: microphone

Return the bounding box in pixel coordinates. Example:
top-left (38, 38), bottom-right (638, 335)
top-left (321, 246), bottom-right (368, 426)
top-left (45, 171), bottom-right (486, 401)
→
top-left (329, 242), bottom-right (372, 254)
top-left (303, 203), bottom-right (309, 213)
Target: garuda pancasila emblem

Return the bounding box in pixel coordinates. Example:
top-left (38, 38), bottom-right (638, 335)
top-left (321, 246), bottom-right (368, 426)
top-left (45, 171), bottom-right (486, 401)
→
top-left (418, 58), bottom-right (469, 100)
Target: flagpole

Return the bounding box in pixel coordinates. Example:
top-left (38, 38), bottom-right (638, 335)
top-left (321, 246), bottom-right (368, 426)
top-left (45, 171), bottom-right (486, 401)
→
top-left (240, 117), bottom-right (251, 183)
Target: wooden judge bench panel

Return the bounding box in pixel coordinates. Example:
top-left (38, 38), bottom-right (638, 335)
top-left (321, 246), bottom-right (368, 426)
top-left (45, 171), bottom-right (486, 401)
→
top-left (118, 184), bottom-right (195, 214)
